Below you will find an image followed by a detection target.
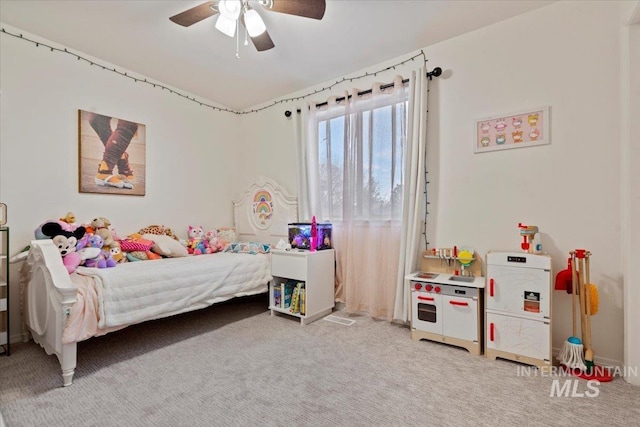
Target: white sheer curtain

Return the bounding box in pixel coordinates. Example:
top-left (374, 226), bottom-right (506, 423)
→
top-left (393, 67), bottom-right (428, 322)
top-left (298, 76), bottom-right (413, 319)
top-left (295, 103), bottom-right (319, 221)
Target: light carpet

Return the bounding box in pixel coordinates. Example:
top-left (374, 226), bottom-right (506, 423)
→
top-left (1, 294), bottom-right (638, 426)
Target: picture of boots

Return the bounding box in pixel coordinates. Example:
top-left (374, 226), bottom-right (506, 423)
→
top-left (88, 112), bottom-right (136, 187)
top-left (79, 110), bottom-right (146, 195)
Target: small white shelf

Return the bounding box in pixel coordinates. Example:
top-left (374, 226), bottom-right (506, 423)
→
top-left (269, 249), bottom-right (335, 326)
top-left (270, 305), bottom-right (303, 319)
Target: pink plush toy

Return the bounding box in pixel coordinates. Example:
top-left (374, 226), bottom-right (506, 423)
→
top-left (187, 225), bottom-right (212, 255)
top-left (205, 230), bottom-right (225, 253)
top-left (54, 236), bottom-right (82, 274)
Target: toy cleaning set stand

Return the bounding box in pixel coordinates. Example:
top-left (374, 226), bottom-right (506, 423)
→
top-left (556, 249), bottom-right (611, 382)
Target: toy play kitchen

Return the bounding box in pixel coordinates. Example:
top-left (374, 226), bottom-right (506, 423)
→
top-left (484, 251), bottom-right (552, 367)
top-left (407, 247), bottom-right (485, 355)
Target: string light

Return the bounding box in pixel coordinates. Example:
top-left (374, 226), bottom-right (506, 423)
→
top-left (1, 27), bottom-right (429, 115)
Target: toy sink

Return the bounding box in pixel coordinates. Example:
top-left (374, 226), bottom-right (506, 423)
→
top-left (449, 276), bottom-right (475, 283)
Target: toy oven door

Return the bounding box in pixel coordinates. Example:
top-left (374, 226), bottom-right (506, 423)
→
top-left (411, 288), bottom-right (442, 335)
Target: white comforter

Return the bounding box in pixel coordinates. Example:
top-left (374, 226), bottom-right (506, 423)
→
top-left (75, 252), bottom-right (271, 329)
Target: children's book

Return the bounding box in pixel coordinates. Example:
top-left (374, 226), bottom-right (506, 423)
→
top-left (273, 285), bottom-right (281, 308)
top-left (300, 285), bottom-right (306, 316)
top-left (290, 282), bottom-right (303, 314)
top-left (282, 281), bottom-right (296, 309)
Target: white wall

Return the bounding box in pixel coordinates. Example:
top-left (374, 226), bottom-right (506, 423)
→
top-left (241, 1), bottom-right (629, 365)
top-left (428, 0), bottom-right (626, 365)
top-left (0, 25), bottom-right (242, 342)
top-left (623, 3), bottom-right (640, 385)
top-left (236, 107), bottom-right (299, 196)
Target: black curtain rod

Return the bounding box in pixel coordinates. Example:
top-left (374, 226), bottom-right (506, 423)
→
top-left (301, 67), bottom-right (442, 112)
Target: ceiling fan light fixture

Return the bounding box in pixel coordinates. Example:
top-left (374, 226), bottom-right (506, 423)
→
top-left (218, 0), bottom-right (242, 19)
top-left (215, 14), bottom-right (237, 37)
top-left (244, 9), bottom-right (267, 37)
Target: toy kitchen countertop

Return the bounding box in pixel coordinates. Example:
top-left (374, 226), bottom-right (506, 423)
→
top-left (405, 271), bottom-right (485, 288)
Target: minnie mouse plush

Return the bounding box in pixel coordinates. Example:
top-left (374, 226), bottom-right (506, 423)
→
top-left (41, 222), bottom-right (87, 274)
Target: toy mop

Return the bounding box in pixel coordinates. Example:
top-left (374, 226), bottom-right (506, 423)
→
top-left (557, 251), bottom-right (587, 371)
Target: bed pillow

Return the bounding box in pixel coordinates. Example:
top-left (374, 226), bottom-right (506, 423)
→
top-left (216, 227), bottom-right (237, 244)
top-left (119, 238), bottom-right (154, 252)
top-left (142, 233), bottom-right (188, 258)
top-left (223, 242), bottom-right (271, 255)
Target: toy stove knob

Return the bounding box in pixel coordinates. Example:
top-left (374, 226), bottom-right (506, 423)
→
top-left (414, 283), bottom-right (422, 290)
top-left (434, 286), bottom-right (441, 293)
top-left (425, 284), bottom-right (433, 292)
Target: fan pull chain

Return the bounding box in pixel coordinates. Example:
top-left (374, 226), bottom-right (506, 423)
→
top-left (235, 20), bottom-right (240, 59)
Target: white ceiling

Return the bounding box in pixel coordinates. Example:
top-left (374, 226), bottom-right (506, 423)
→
top-left (0, 0), bottom-right (555, 110)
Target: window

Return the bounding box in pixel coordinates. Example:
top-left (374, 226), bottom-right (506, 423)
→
top-left (316, 94), bottom-right (408, 221)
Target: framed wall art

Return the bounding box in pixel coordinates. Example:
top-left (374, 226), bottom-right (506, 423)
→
top-left (78, 110), bottom-right (146, 195)
top-left (474, 106), bottom-right (550, 153)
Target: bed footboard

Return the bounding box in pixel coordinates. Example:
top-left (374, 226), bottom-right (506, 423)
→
top-left (25, 240), bottom-right (78, 386)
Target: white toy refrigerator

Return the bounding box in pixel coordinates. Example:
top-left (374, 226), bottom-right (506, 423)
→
top-left (484, 252), bottom-right (552, 367)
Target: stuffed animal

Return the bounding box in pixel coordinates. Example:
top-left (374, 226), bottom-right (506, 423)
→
top-left (187, 225), bottom-right (211, 255)
top-left (99, 248), bottom-right (118, 268)
top-left (126, 250), bottom-right (160, 262)
top-left (163, 227), bottom-right (188, 247)
top-left (35, 219), bottom-right (76, 239)
top-left (109, 225), bottom-right (123, 241)
top-left (83, 234), bottom-right (116, 268)
top-left (217, 227), bottom-right (237, 245)
top-left (40, 222), bottom-right (87, 274)
top-left (126, 252), bottom-right (144, 262)
top-left (82, 235), bottom-right (104, 267)
top-left (91, 217), bottom-right (116, 249)
top-left (77, 245), bottom-right (101, 264)
top-left (59, 211), bottom-right (77, 226)
top-left (138, 224), bottom-right (167, 236)
top-left (109, 245), bottom-right (126, 263)
top-left (139, 224), bottom-right (186, 246)
top-left (205, 230), bottom-right (225, 253)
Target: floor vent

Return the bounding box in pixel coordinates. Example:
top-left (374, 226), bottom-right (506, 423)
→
top-left (323, 315), bottom-right (356, 326)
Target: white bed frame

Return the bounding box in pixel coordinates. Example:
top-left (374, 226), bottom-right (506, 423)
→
top-left (22, 176), bottom-right (298, 386)
top-left (232, 175), bottom-right (298, 245)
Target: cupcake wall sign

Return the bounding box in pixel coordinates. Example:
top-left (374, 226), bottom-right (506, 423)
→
top-left (475, 106), bottom-right (550, 153)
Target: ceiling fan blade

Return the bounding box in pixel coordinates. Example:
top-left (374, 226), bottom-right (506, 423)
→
top-left (169, 1), bottom-right (218, 27)
top-left (250, 29), bottom-right (275, 52)
top-left (268, 0), bottom-right (326, 20)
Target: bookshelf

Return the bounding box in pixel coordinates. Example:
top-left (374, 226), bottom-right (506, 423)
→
top-left (269, 249), bottom-right (335, 325)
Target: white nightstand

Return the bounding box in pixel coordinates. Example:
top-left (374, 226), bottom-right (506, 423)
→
top-left (269, 249), bottom-right (335, 325)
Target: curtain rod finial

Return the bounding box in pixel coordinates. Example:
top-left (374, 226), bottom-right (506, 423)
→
top-left (427, 67), bottom-right (442, 80)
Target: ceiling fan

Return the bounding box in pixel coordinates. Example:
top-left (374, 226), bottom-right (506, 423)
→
top-left (169, 0), bottom-right (326, 55)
